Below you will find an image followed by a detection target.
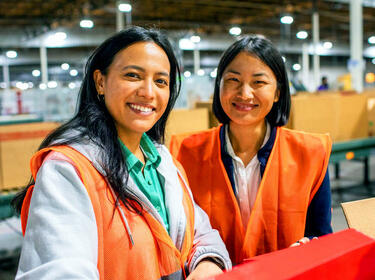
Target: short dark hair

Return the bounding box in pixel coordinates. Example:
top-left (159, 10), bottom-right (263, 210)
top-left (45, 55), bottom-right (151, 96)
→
top-left (213, 35), bottom-right (291, 126)
top-left (13, 27), bottom-right (181, 214)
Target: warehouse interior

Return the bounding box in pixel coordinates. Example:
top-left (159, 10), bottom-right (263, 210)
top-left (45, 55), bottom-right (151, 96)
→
top-left (1, 0), bottom-right (375, 278)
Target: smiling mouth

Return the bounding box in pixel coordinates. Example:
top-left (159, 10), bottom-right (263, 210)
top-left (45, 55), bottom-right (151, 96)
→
top-left (128, 103), bottom-right (155, 113)
top-left (233, 102), bottom-right (259, 111)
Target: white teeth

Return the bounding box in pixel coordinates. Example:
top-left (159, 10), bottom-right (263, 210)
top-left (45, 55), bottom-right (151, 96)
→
top-left (129, 104), bottom-right (153, 112)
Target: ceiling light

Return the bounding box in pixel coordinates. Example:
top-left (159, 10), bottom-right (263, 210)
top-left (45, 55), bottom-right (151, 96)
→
top-left (80, 19), bottom-right (94, 28)
top-left (323, 41), bottom-right (333, 49)
top-left (190, 35), bottom-right (201, 43)
top-left (368, 36), bottom-right (375, 44)
top-left (48, 81), bottom-right (58, 88)
top-left (39, 83), bottom-right (47, 90)
top-left (280, 15), bottom-right (294, 24)
top-left (282, 56), bottom-right (286, 62)
top-left (6, 50), bottom-right (17, 58)
top-left (197, 69), bottom-right (205, 76)
top-left (68, 82), bottom-right (76, 89)
top-left (45, 32), bottom-right (67, 46)
top-left (292, 63), bottom-right (301, 71)
top-left (372, 58), bottom-right (375, 64)
top-left (184, 71), bottom-right (191, 78)
top-left (61, 63), bottom-right (70, 70)
top-left (70, 69), bottom-right (78, 76)
top-left (179, 38), bottom-right (194, 50)
top-left (28, 82), bottom-right (34, 88)
top-left (229, 26), bottom-right (241, 36)
top-left (118, 3), bottom-right (132, 12)
top-left (32, 69), bottom-right (41, 77)
top-left (296, 31), bottom-right (308, 39)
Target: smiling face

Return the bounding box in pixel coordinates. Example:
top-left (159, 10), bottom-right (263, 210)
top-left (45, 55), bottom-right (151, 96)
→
top-left (219, 51), bottom-right (279, 127)
top-left (94, 42), bottom-right (170, 140)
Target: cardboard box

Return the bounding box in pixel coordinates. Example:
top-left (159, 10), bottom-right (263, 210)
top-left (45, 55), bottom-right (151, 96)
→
top-left (362, 88), bottom-right (375, 136)
top-left (0, 122), bottom-right (60, 190)
top-left (165, 108), bottom-right (209, 147)
top-left (341, 197), bottom-right (375, 239)
top-left (214, 229), bottom-right (375, 280)
top-left (288, 92), bottom-right (368, 142)
top-left (194, 100), bottom-right (219, 128)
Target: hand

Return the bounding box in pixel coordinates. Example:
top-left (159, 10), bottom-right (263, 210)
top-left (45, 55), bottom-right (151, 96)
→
top-left (186, 260), bottom-right (223, 280)
top-left (290, 236), bottom-right (318, 247)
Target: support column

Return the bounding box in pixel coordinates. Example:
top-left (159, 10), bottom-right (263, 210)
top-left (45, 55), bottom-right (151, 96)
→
top-left (312, 12), bottom-right (320, 91)
top-left (302, 43), bottom-right (309, 91)
top-left (194, 48), bottom-right (200, 75)
top-left (40, 45), bottom-right (48, 85)
top-left (350, 0), bottom-right (363, 93)
top-left (2, 63), bottom-right (10, 89)
top-left (116, 5), bottom-right (124, 32)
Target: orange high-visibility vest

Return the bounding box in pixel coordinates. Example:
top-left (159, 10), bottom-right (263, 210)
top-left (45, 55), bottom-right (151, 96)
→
top-left (171, 126), bottom-right (331, 264)
top-left (21, 145), bottom-right (195, 280)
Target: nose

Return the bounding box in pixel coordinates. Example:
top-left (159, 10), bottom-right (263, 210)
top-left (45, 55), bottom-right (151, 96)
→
top-left (137, 78), bottom-right (154, 99)
top-left (240, 83), bottom-right (254, 99)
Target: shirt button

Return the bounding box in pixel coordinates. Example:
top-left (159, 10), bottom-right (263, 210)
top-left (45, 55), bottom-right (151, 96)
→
top-left (147, 180), bottom-right (152, 185)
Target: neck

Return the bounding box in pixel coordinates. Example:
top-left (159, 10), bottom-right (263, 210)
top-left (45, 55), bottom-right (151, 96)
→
top-left (118, 130), bottom-right (145, 164)
top-left (228, 120), bottom-right (267, 166)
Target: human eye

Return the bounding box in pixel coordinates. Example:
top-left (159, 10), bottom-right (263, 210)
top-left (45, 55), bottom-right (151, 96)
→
top-left (226, 76), bottom-right (239, 82)
top-left (124, 72), bottom-right (140, 79)
top-left (254, 80), bottom-right (267, 85)
top-left (155, 78), bottom-right (169, 87)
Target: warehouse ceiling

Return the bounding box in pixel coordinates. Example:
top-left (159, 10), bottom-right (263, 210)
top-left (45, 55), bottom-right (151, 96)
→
top-left (0, 0), bottom-right (375, 82)
top-left (1, 0), bottom-right (375, 43)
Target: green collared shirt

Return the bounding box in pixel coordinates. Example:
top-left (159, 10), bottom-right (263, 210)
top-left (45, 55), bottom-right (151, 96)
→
top-left (119, 134), bottom-right (169, 233)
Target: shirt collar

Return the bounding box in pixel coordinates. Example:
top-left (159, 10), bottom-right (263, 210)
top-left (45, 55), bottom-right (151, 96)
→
top-left (224, 122), bottom-right (271, 161)
top-left (118, 133), bottom-right (161, 172)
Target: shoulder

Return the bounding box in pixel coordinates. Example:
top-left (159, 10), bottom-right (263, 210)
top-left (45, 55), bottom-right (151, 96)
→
top-left (179, 126), bottom-right (221, 150)
top-left (278, 127), bottom-right (332, 151)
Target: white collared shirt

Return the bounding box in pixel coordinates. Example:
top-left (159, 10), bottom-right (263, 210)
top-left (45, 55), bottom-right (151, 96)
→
top-left (225, 123), bottom-right (271, 228)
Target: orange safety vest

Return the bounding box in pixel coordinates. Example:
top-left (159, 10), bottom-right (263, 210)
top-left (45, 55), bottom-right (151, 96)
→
top-left (170, 126), bottom-right (331, 265)
top-left (21, 145), bottom-right (195, 280)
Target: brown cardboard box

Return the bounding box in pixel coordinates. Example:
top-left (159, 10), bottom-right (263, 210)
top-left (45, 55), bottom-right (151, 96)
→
top-left (194, 100), bottom-right (219, 128)
top-left (362, 88), bottom-right (375, 136)
top-left (165, 108), bottom-right (209, 147)
top-left (0, 122), bottom-right (60, 190)
top-left (288, 92), bottom-right (368, 142)
top-left (341, 197), bottom-right (375, 239)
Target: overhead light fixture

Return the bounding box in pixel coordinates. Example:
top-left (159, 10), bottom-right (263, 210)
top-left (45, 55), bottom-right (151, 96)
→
top-left (296, 31), bottom-right (308, 39)
top-left (197, 69), bottom-right (205, 76)
top-left (61, 63), bottom-right (70, 70)
top-left (39, 83), bottom-right (47, 90)
top-left (6, 50), bottom-right (17, 58)
top-left (16, 81), bottom-right (29, 90)
top-left (184, 71), bottom-right (191, 78)
top-left (292, 63), bottom-right (301, 71)
top-left (323, 41), bottom-right (333, 49)
top-left (372, 58), bottom-right (375, 64)
top-left (68, 82), bottom-right (76, 89)
top-left (190, 35), bottom-right (201, 43)
top-left (70, 69), bottom-right (78, 76)
top-left (32, 69), bottom-right (41, 77)
top-left (229, 26), bottom-right (241, 36)
top-left (179, 38), bottom-right (194, 50)
top-left (48, 81), bottom-right (58, 88)
top-left (280, 15), bottom-right (294, 24)
top-left (80, 19), bottom-right (94, 28)
top-left (45, 32), bottom-right (67, 46)
top-left (118, 3), bottom-right (132, 12)
top-left (282, 56), bottom-right (286, 62)
top-left (368, 36), bottom-right (375, 44)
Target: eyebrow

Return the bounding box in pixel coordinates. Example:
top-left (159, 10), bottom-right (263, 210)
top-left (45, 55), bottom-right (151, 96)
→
top-left (225, 69), bottom-right (269, 78)
top-left (121, 65), bottom-right (169, 77)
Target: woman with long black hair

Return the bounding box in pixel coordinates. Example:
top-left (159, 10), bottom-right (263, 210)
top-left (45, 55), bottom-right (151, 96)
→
top-left (13, 26), bottom-right (231, 280)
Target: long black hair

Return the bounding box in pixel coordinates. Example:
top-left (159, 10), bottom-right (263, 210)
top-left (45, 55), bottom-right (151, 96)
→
top-left (212, 35), bottom-right (291, 126)
top-left (13, 26), bottom-right (181, 213)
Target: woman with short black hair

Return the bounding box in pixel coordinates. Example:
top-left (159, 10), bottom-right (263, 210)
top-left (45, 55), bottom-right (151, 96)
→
top-left (171, 35), bottom-right (332, 265)
top-left (14, 26), bottom-right (231, 279)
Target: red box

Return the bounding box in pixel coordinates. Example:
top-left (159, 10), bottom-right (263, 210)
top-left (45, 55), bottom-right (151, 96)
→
top-left (213, 229), bottom-right (375, 280)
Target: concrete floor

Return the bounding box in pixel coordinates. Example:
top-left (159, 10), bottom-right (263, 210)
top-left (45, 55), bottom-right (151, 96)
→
top-left (1, 157), bottom-right (374, 278)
